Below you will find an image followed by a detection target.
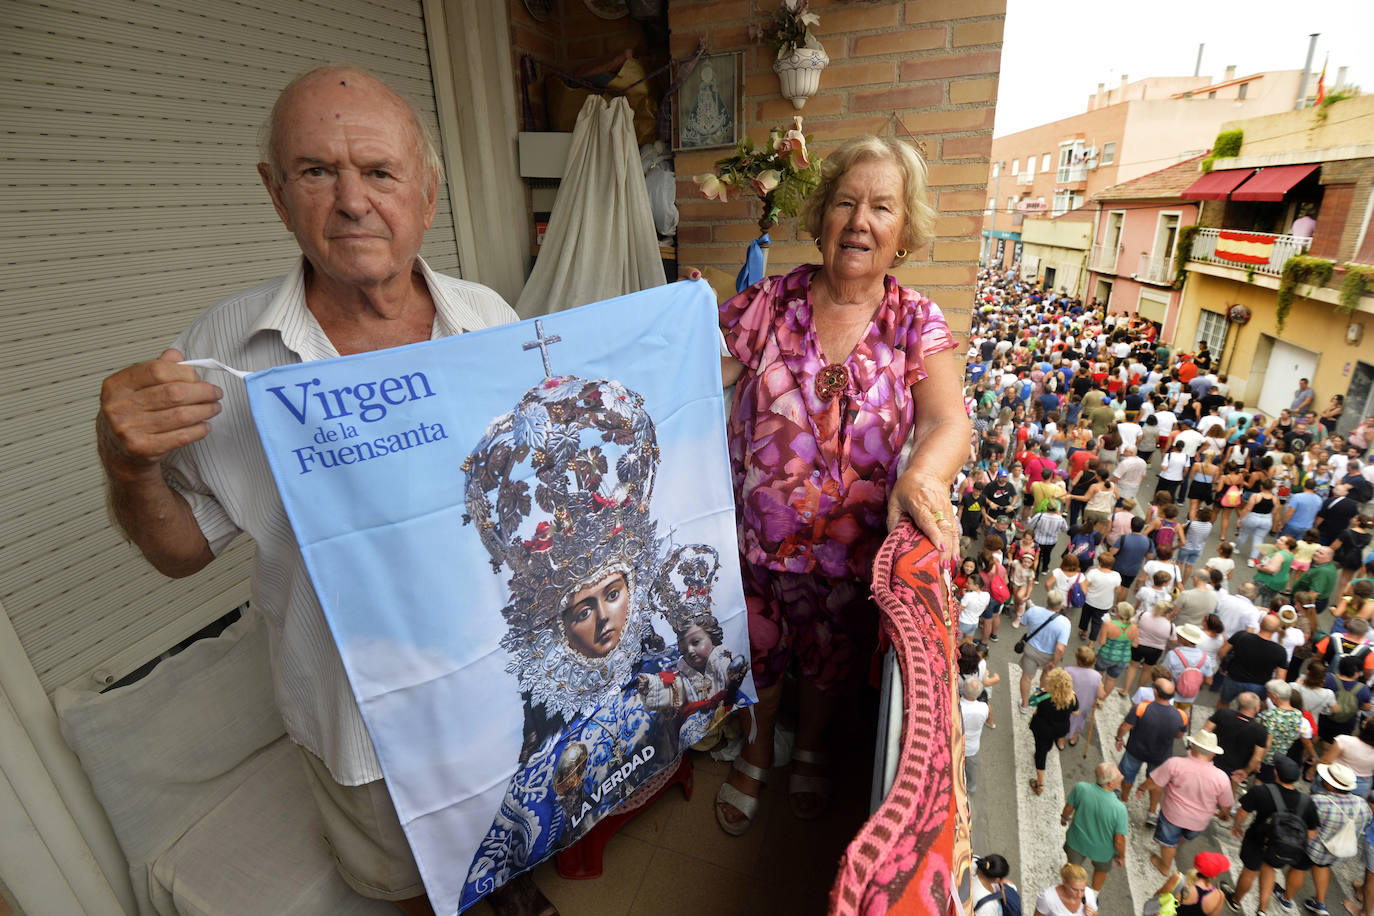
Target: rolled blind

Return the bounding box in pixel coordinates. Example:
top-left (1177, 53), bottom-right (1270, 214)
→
top-left (2, 0), bottom-right (460, 691)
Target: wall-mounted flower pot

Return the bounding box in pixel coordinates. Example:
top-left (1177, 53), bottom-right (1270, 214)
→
top-left (773, 45), bottom-right (828, 110)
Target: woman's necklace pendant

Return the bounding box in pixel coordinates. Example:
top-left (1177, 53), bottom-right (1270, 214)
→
top-left (815, 363), bottom-right (849, 401)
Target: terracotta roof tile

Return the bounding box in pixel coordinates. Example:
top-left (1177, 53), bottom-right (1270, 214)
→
top-left (1091, 156), bottom-right (1208, 202)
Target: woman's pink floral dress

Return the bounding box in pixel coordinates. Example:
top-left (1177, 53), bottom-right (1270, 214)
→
top-left (721, 264), bottom-right (956, 688)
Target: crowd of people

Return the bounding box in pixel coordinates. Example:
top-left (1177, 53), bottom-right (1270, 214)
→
top-left (957, 267), bottom-right (1374, 916)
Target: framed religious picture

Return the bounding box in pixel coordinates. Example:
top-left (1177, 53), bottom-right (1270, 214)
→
top-left (675, 51), bottom-right (743, 150)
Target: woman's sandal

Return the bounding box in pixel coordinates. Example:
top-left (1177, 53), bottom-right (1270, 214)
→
top-left (1029, 777), bottom-right (1043, 796)
top-left (715, 757), bottom-right (768, 837)
top-left (788, 748), bottom-right (833, 820)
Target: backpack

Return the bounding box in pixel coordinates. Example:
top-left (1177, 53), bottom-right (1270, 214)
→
top-left (1263, 784), bottom-right (1312, 868)
top-left (1330, 676), bottom-right (1364, 724)
top-left (974, 884), bottom-right (1023, 916)
top-left (1067, 574), bottom-right (1086, 609)
top-left (1172, 648), bottom-right (1205, 700)
top-left (1219, 484), bottom-right (1243, 508)
top-left (1328, 810), bottom-right (1360, 859)
top-left (1154, 524), bottom-right (1177, 551)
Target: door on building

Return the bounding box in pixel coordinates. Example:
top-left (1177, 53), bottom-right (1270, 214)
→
top-left (1154, 213), bottom-right (1181, 262)
top-left (1094, 278), bottom-right (1113, 308)
top-left (1255, 336), bottom-right (1320, 418)
top-left (1344, 362), bottom-right (1374, 436)
top-left (1043, 266), bottom-right (1057, 290)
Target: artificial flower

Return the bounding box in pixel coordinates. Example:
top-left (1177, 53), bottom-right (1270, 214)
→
top-left (693, 172), bottom-right (734, 202)
top-left (752, 169), bottom-right (781, 197)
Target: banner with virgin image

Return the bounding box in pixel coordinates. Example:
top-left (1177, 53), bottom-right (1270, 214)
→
top-left (244, 280), bottom-right (754, 914)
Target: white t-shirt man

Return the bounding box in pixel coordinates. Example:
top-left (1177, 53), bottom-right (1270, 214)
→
top-left (1175, 427), bottom-right (1205, 458)
top-left (1215, 591), bottom-right (1261, 639)
top-left (1154, 410), bottom-right (1177, 440)
top-left (961, 696), bottom-right (989, 758)
top-left (1113, 453), bottom-right (1149, 499)
top-left (1116, 421), bottom-right (1143, 451)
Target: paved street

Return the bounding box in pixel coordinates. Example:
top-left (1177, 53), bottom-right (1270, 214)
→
top-left (964, 472), bottom-right (1365, 914)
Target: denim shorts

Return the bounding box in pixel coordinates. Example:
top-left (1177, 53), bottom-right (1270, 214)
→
top-left (1095, 657), bottom-right (1127, 678)
top-left (1153, 811), bottom-right (1204, 848)
top-left (1178, 545), bottom-right (1202, 566)
top-left (1119, 748), bottom-right (1165, 786)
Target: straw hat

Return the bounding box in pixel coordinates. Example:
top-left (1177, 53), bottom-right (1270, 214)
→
top-left (1176, 624), bottom-right (1206, 645)
top-left (1318, 762), bottom-right (1358, 792)
top-left (1187, 731), bottom-right (1223, 756)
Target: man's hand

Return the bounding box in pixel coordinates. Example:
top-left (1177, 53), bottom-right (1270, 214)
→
top-left (97, 349), bottom-right (223, 482)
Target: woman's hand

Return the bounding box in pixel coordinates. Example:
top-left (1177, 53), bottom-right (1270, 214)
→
top-left (888, 468), bottom-right (958, 560)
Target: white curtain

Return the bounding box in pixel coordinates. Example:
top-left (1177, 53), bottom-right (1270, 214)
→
top-left (515, 96), bottom-right (666, 317)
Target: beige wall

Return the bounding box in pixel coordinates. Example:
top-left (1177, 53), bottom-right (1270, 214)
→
top-left (670, 0), bottom-right (1006, 344)
top-left (1221, 94), bottom-right (1374, 156)
top-left (1174, 270), bottom-right (1371, 409)
top-left (1021, 216), bottom-right (1091, 249)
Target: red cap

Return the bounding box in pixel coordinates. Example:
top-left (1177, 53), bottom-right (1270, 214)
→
top-left (1193, 850), bottom-right (1230, 878)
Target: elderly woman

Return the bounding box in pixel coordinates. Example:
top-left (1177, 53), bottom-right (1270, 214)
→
top-left (715, 136), bottom-right (970, 834)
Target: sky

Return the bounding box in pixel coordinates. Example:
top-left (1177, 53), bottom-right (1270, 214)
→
top-left (993, 0), bottom-right (1374, 137)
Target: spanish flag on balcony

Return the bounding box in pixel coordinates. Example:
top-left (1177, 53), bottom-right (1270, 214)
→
top-left (1316, 56), bottom-right (1328, 106)
top-left (1214, 229), bottom-right (1275, 265)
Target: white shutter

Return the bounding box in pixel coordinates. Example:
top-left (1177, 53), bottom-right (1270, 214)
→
top-left (2, 0), bottom-right (460, 692)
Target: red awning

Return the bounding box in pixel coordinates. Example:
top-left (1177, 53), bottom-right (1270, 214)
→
top-left (1230, 163), bottom-right (1321, 201)
top-left (1182, 168), bottom-right (1257, 200)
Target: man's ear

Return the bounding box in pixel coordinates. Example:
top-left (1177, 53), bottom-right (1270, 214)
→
top-left (258, 163), bottom-right (293, 231)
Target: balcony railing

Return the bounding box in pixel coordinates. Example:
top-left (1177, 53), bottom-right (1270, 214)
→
top-left (1135, 252), bottom-right (1175, 285)
top-left (1056, 164), bottom-right (1087, 183)
top-left (1188, 227), bottom-right (1313, 277)
top-left (1016, 172), bottom-right (1034, 186)
top-left (1090, 243), bottom-right (1118, 274)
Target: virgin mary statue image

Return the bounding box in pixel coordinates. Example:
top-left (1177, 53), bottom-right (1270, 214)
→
top-left (458, 373), bottom-right (747, 908)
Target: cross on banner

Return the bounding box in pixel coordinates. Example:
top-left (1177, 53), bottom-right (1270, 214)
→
top-left (523, 320), bottom-right (562, 378)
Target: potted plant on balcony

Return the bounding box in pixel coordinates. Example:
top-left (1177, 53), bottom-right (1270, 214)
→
top-left (755, 0), bottom-right (828, 110)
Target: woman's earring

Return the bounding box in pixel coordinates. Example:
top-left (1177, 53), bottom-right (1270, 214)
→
top-left (815, 238), bottom-right (822, 249)
top-left (896, 249), bottom-right (909, 260)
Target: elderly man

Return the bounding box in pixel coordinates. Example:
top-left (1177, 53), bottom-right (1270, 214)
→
top-left (1203, 691), bottom-right (1270, 801)
top-left (1061, 762), bottom-right (1129, 893)
top-left (94, 68), bottom-right (542, 916)
top-left (1218, 610), bottom-right (1289, 709)
top-left (1141, 731), bottom-right (1234, 876)
top-left (1111, 445), bottom-right (1148, 503)
top-left (961, 678), bottom-right (989, 796)
top-left (1116, 679), bottom-right (1189, 825)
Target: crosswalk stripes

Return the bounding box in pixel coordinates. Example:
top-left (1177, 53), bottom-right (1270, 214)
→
top-left (1007, 660), bottom-right (1071, 901)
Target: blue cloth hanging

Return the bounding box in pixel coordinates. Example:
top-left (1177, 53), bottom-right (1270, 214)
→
top-left (736, 232), bottom-right (770, 293)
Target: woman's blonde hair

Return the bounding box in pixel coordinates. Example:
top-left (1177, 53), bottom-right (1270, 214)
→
top-left (1113, 601), bottom-right (1135, 622)
top-left (799, 135), bottom-right (936, 265)
top-left (1046, 667), bottom-right (1075, 709)
top-left (1059, 862), bottom-right (1088, 885)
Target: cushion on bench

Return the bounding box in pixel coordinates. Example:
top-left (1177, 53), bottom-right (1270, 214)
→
top-left (55, 608), bottom-right (387, 915)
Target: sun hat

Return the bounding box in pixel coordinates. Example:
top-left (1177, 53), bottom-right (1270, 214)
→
top-left (1278, 606), bottom-right (1299, 626)
top-left (1176, 624), bottom-right (1206, 645)
top-left (1318, 762), bottom-right (1358, 792)
top-left (1187, 731), bottom-right (1223, 756)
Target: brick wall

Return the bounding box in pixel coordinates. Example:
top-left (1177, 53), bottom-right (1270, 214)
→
top-left (668, 0), bottom-right (1006, 341)
top-left (1318, 157), bottom-right (1374, 263)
